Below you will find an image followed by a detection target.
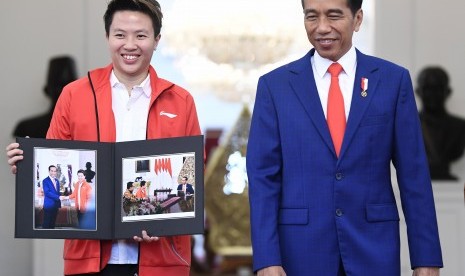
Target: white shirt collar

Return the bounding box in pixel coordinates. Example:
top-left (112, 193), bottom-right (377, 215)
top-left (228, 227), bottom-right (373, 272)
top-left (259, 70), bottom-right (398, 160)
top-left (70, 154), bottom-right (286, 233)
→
top-left (313, 46), bottom-right (357, 79)
top-left (110, 71), bottom-right (151, 98)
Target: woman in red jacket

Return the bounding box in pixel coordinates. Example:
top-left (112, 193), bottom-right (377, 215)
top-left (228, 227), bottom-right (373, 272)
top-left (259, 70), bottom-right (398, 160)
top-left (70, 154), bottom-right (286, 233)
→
top-left (66, 169), bottom-right (92, 228)
top-left (6, 0), bottom-right (201, 275)
top-left (135, 181), bottom-right (148, 200)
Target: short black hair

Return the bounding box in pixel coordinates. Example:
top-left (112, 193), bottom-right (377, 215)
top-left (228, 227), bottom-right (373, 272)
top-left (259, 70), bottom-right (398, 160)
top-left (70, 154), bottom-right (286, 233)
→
top-left (140, 180), bottom-right (146, 187)
top-left (77, 169), bottom-right (86, 175)
top-left (48, 165), bottom-right (56, 171)
top-left (301, 0), bottom-right (363, 16)
top-left (127, 181), bottom-right (134, 189)
top-left (104, 0), bottom-right (163, 37)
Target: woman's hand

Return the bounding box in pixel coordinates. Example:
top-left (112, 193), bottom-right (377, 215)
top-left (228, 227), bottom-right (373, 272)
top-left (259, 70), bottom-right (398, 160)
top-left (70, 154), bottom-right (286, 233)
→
top-left (6, 142), bottom-right (23, 174)
top-left (133, 230), bottom-right (159, 243)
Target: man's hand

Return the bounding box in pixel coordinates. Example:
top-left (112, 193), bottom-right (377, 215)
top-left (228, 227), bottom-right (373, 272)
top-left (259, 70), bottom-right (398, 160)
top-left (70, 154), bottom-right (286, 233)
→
top-left (133, 230), bottom-right (159, 243)
top-left (413, 267), bottom-right (440, 276)
top-left (6, 142), bottom-right (23, 174)
top-left (257, 266), bottom-right (286, 276)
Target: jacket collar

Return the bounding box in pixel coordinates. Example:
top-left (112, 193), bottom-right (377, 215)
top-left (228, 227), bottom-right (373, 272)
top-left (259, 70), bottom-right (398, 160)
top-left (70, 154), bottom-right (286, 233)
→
top-left (87, 64), bottom-right (175, 142)
top-left (288, 48), bottom-right (380, 160)
top-left (89, 64), bottom-right (174, 96)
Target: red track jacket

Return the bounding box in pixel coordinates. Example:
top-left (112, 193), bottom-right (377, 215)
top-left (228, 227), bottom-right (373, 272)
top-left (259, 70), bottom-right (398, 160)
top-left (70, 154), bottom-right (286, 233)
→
top-left (47, 64), bottom-right (201, 275)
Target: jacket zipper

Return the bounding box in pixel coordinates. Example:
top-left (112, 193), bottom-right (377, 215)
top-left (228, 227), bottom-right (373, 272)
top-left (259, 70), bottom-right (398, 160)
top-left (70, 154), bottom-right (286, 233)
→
top-left (168, 237), bottom-right (189, 266)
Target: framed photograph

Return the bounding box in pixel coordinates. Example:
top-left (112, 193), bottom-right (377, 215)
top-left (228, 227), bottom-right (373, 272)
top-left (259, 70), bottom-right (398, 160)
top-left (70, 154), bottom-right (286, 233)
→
top-left (15, 136), bottom-right (204, 239)
top-left (135, 159), bottom-right (150, 173)
top-left (33, 148), bottom-right (97, 232)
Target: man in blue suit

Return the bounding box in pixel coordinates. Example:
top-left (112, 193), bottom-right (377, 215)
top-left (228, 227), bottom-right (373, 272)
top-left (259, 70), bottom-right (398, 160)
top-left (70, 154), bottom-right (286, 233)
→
top-left (42, 165), bottom-right (62, 229)
top-left (177, 176), bottom-right (195, 195)
top-left (246, 0), bottom-right (443, 275)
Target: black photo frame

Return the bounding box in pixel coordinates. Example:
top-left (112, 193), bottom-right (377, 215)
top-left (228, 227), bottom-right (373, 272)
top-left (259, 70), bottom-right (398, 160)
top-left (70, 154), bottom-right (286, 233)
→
top-left (135, 159), bottom-right (150, 173)
top-left (15, 136), bottom-right (204, 239)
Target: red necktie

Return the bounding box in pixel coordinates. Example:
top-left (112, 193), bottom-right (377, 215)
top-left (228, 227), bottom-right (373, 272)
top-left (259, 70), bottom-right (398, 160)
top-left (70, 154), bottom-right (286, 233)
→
top-left (327, 63), bottom-right (346, 157)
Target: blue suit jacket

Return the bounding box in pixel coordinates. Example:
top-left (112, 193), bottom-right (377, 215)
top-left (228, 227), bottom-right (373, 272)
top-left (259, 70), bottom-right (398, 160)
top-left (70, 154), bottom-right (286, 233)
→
top-left (42, 176), bottom-right (61, 210)
top-left (247, 49), bottom-right (443, 275)
top-left (177, 184), bottom-right (195, 195)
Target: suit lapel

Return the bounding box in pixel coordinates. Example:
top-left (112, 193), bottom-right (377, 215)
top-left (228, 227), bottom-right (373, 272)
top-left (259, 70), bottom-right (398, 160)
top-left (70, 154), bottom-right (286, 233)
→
top-left (338, 50), bottom-right (380, 159)
top-left (287, 49), bottom-right (381, 159)
top-left (289, 49), bottom-right (335, 155)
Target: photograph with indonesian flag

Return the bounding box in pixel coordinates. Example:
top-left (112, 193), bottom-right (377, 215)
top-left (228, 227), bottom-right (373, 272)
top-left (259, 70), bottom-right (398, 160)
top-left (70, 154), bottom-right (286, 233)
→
top-left (121, 152), bottom-right (196, 222)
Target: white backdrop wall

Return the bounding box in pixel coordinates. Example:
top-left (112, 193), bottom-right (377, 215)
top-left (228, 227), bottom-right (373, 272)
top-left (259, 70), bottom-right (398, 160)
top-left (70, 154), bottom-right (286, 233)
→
top-left (0, 1), bottom-right (464, 275)
top-left (0, 1), bottom-right (107, 275)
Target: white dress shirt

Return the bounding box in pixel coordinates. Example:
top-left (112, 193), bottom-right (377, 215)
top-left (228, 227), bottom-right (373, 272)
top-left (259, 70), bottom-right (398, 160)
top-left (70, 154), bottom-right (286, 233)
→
top-left (311, 46), bottom-right (357, 120)
top-left (50, 176), bottom-right (58, 190)
top-left (108, 71), bottom-right (151, 264)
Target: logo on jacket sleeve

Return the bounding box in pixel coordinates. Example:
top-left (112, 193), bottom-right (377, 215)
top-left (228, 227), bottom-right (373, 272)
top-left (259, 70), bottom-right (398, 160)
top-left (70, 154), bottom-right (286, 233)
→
top-left (159, 111), bottom-right (177, 118)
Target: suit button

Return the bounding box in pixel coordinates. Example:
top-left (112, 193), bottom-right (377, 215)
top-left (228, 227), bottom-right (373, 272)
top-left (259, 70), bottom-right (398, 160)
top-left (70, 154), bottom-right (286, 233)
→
top-left (336, 209), bottom-right (343, 217)
top-left (335, 172), bottom-right (343, 180)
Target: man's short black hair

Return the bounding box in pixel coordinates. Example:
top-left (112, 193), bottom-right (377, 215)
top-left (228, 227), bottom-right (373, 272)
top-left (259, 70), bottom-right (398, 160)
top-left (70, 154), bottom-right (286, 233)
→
top-left (301, 0), bottom-right (363, 16)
